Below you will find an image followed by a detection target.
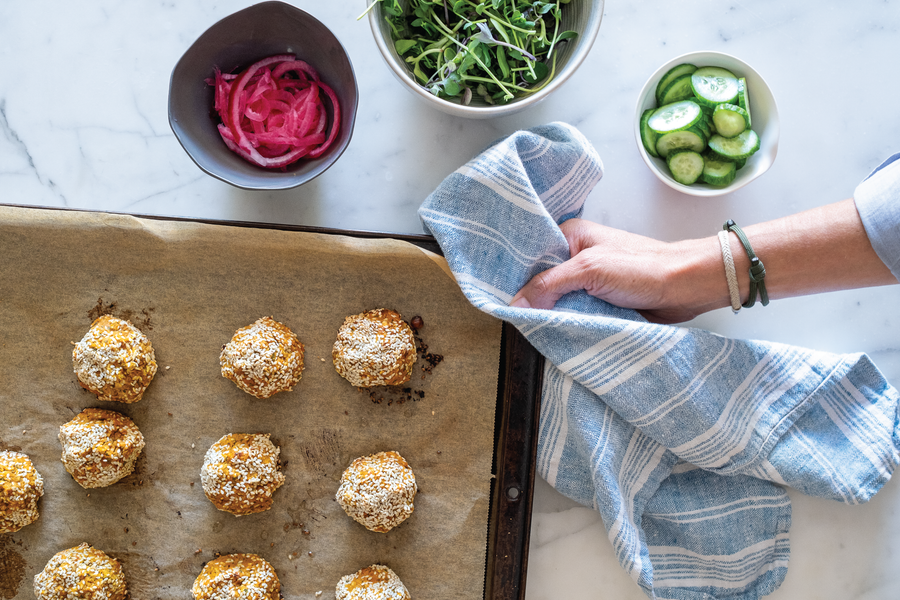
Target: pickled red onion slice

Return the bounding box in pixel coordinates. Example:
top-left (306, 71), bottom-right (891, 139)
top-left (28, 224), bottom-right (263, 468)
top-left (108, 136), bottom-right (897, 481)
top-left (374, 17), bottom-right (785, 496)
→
top-left (209, 54), bottom-right (341, 170)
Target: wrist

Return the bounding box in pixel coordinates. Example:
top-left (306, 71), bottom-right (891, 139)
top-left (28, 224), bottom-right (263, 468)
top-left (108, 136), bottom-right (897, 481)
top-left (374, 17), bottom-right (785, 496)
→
top-left (665, 236), bottom-right (737, 317)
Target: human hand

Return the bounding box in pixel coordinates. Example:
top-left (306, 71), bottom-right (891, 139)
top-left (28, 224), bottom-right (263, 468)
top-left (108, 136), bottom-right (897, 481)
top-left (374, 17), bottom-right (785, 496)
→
top-left (509, 218), bottom-right (713, 324)
top-left (509, 200), bottom-right (897, 324)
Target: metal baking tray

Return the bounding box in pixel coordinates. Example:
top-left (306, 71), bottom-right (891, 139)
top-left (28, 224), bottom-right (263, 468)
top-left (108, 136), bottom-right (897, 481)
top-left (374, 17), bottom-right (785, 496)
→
top-left (2, 205), bottom-right (543, 600)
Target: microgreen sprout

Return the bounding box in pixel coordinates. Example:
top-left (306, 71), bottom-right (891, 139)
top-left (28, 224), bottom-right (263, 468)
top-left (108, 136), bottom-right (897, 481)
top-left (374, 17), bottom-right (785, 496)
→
top-left (472, 23), bottom-right (536, 61)
top-left (366, 0), bottom-right (578, 105)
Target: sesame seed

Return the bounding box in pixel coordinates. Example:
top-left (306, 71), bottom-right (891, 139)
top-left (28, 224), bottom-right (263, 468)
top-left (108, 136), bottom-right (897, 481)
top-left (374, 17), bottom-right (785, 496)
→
top-left (58, 408), bottom-right (145, 489)
top-left (200, 434), bottom-right (285, 516)
top-left (72, 315), bottom-right (157, 404)
top-left (335, 564), bottom-right (410, 600)
top-left (220, 317), bottom-right (305, 399)
top-left (336, 451), bottom-right (416, 533)
top-left (191, 553), bottom-right (280, 600)
top-left (0, 450), bottom-right (43, 534)
top-left (33, 543), bottom-right (127, 600)
top-left (332, 309), bottom-right (417, 388)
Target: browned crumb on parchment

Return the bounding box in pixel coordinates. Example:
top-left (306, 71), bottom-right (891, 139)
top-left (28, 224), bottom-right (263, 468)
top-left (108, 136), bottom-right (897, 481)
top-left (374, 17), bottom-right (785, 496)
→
top-left (87, 296), bottom-right (155, 331)
top-left (365, 315), bottom-right (444, 406)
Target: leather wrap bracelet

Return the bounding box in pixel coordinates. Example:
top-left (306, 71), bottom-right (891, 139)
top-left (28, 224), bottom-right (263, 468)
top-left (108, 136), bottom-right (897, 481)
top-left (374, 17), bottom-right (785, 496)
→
top-left (723, 219), bottom-right (769, 308)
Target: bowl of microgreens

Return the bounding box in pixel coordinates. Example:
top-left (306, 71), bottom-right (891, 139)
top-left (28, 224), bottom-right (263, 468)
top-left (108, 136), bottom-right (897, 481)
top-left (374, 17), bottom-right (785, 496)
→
top-left (364, 0), bottom-right (603, 118)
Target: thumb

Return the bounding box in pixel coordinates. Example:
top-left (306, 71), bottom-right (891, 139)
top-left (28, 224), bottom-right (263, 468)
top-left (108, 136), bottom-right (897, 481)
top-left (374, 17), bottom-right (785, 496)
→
top-left (509, 260), bottom-right (587, 310)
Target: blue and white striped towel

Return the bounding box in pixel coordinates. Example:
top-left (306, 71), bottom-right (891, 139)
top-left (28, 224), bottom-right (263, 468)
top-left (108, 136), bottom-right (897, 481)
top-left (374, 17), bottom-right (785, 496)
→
top-left (419, 122), bottom-right (900, 600)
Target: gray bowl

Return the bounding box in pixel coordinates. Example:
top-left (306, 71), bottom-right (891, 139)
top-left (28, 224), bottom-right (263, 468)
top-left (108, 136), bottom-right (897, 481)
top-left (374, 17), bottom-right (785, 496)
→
top-left (368, 0), bottom-right (604, 119)
top-left (168, 1), bottom-right (358, 190)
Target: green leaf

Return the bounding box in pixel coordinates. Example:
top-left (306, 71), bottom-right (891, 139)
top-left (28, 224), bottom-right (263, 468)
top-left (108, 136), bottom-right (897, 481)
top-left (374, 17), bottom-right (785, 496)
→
top-left (490, 17), bottom-right (511, 43)
top-left (410, 18), bottom-right (437, 36)
top-left (443, 73), bottom-right (464, 96)
top-left (395, 39), bottom-right (418, 55)
top-left (413, 61), bottom-right (429, 83)
top-left (556, 30), bottom-right (578, 42)
top-left (383, 0), bottom-right (403, 16)
top-left (522, 60), bottom-right (549, 83)
top-left (386, 16), bottom-right (404, 38)
top-left (472, 42), bottom-right (492, 69)
top-left (460, 47), bottom-right (476, 67)
top-left (497, 46), bottom-right (510, 78)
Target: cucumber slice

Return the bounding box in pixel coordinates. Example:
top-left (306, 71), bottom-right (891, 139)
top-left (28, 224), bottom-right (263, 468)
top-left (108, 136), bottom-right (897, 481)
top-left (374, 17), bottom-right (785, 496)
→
top-left (666, 151), bottom-right (705, 185)
top-left (737, 77), bottom-right (751, 126)
top-left (639, 109), bottom-right (660, 157)
top-left (655, 63), bottom-right (697, 105)
top-left (708, 129), bottom-right (760, 160)
top-left (658, 74), bottom-right (695, 105)
top-left (691, 66), bottom-right (739, 108)
top-left (700, 154), bottom-right (736, 186)
top-left (694, 115), bottom-right (711, 141)
top-left (656, 127), bottom-right (706, 158)
top-left (712, 103), bottom-right (750, 138)
top-left (647, 100), bottom-right (703, 135)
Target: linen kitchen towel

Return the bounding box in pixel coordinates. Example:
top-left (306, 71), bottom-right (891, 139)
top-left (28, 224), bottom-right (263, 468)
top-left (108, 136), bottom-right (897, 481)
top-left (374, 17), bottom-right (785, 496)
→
top-left (419, 122), bottom-right (900, 600)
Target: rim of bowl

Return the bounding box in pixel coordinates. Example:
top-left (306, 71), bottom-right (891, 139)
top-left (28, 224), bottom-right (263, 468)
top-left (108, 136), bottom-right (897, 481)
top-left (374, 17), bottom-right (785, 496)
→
top-left (368, 0), bottom-right (605, 119)
top-left (168, 1), bottom-right (358, 190)
top-left (633, 50), bottom-right (780, 197)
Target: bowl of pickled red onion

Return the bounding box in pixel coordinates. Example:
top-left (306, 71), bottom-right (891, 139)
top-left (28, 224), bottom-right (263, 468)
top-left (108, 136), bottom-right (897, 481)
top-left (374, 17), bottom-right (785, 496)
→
top-left (168, 1), bottom-right (358, 190)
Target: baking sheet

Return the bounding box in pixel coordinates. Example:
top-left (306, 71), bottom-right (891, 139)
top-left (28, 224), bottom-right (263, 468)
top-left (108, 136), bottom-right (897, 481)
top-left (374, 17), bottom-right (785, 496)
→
top-left (0, 205), bottom-right (505, 599)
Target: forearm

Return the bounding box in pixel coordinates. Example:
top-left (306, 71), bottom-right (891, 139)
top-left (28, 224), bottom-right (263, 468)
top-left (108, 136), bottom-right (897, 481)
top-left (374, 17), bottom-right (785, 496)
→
top-left (670, 199), bottom-right (897, 312)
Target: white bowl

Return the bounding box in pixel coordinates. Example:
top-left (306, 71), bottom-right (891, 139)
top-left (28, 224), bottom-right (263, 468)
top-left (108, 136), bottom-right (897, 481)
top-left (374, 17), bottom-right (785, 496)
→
top-left (368, 0), bottom-right (604, 119)
top-left (634, 51), bottom-right (779, 197)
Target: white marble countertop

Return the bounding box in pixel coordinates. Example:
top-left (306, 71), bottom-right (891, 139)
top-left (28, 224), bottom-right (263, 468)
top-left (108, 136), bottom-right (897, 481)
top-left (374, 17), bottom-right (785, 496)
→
top-left (3, 0), bottom-right (900, 598)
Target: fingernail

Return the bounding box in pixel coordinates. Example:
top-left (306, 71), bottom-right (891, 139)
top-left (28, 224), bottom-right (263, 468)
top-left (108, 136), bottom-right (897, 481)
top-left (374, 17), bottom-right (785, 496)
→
top-left (510, 296), bottom-right (531, 309)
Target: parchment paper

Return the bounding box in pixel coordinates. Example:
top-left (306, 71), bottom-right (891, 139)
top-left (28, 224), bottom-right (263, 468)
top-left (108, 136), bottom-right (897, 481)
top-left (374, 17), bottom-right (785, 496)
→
top-left (0, 205), bottom-right (502, 599)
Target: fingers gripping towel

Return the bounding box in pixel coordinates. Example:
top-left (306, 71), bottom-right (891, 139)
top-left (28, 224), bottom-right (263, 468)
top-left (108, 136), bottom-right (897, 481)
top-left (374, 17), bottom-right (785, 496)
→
top-left (418, 122), bottom-right (900, 599)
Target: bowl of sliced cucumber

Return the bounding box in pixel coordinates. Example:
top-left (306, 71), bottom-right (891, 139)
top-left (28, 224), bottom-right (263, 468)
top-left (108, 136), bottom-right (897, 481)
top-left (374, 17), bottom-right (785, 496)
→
top-left (635, 51), bottom-right (779, 197)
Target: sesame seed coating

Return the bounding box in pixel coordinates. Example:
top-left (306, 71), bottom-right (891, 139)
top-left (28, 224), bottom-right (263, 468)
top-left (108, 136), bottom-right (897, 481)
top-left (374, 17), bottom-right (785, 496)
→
top-left (33, 542), bottom-right (127, 600)
top-left (335, 564), bottom-right (410, 600)
top-left (200, 434), bottom-right (285, 516)
top-left (0, 450), bottom-right (44, 534)
top-left (191, 553), bottom-right (280, 600)
top-left (72, 315), bottom-right (157, 404)
top-left (336, 451), bottom-right (416, 533)
top-left (58, 408), bottom-right (145, 489)
top-left (332, 309), bottom-right (416, 388)
top-left (220, 317), bottom-right (305, 399)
